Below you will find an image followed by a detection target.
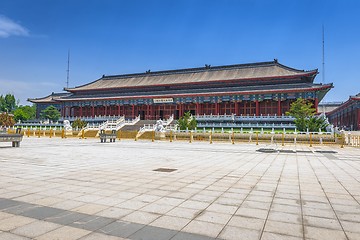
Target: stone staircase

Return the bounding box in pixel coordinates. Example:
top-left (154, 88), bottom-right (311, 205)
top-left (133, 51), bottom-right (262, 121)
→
top-left (121, 120), bottom-right (157, 132)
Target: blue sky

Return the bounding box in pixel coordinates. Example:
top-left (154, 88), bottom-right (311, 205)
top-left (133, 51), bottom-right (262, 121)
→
top-left (0, 0), bottom-right (359, 105)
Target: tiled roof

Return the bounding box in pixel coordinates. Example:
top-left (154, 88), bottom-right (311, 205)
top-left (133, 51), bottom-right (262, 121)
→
top-left (28, 92), bottom-right (71, 103)
top-left (66, 60), bottom-right (317, 92)
top-left (60, 83), bottom-right (332, 101)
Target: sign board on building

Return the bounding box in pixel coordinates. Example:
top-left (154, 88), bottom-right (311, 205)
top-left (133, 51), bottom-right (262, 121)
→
top-left (153, 98), bottom-right (174, 104)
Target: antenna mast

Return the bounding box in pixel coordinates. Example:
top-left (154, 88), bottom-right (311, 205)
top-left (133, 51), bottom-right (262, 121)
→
top-left (66, 49), bottom-right (70, 88)
top-left (322, 25), bottom-right (325, 84)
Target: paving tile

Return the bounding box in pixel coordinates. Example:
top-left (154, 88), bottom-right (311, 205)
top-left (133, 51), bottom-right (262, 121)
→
top-left (218, 226), bottom-right (260, 240)
top-left (69, 215), bottom-right (115, 231)
top-left (195, 210), bottom-right (232, 224)
top-left (45, 211), bottom-right (90, 225)
top-left (271, 203), bottom-right (301, 214)
top-left (0, 198), bottom-right (20, 210)
top-left (80, 232), bottom-right (127, 240)
top-left (166, 206), bottom-right (202, 219)
top-left (304, 215), bottom-right (342, 230)
top-left (73, 203), bottom-right (109, 215)
top-left (34, 196), bottom-right (65, 206)
top-left (21, 206), bottom-right (65, 220)
top-left (261, 231), bottom-right (302, 240)
top-left (4, 202), bottom-right (39, 215)
top-left (179, 200), bottom-right (210, 210)
top-left (214, 197), bottom-right (243, 206)
top-left (99, 220), bottom-right (144, 238)
top-left (264, 220), bottom-right (302, 238)
top-left (337, 212), bottom-right (360, 222)
top-left (0, 211), bottom-right (14, 220)
top-left (304, 226), bottom-right (347, 240)
top-left (242, 200), bottom-right (272, 210)
top-left (154, 197), bottom-right (185, 206)
top-left (121, 211), bottom-right (160, 225)
top-left (268, 211), bottom-right (301, 224)
top-left (129, 225), bottom-right (177, 240)
top-left (182, 220), bottom-right (224, 238)
top-left (347, 232), bottom-right (360, 240)
top-left (116, 200), bottom-right (149, 210)
top-left (140, 203), bottom-right (174, 214)
top-left (341, 220), bottom-right (360, 233)
top-left (303, 206), bottom-right (336, 219)
top-left (35, 226), bottom-right (91, 240)
top-left (96, 207), bottom-right (133, 219)
top-left (0, 215), bottom-right (36, 231)
top-left (11, 220), bottom-right (62, 238)
top-left (171, 231), bottom-right (216, 240)
top-left (227, 215), bottom-right (265, 230)
top-left (0, 232), bottom-right (31, 240)
top-left (235, 207), bottom-right (268, 219)
top-left (50, 199), bottom-right (86, 210)
top-left (206, 203), bottom-right (238, 214)
top-left (149, 215), bottom-right (190, 231)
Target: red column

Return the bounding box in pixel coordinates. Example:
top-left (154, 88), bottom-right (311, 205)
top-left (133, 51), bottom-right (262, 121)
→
top-left (131, 105), bottom-right (135, 118)
top-left (243, 102), bottom-right (247, 115)
top-left (255, 100), bottom-right (259, 116)
top-left (79, 106), bottom-right (82, 117)
top-left (196, 103), bottom-right (199, 115)
top-left (357, 109), bottom-right (360, 130)
top-left (314, 97), bottom-right (319, 113)
top-left (234, 102), bottom-right (239, 116)
top-left (277, 100), bottom-right (281, 116)
top-left (91, 106), bottom-right (95, 117)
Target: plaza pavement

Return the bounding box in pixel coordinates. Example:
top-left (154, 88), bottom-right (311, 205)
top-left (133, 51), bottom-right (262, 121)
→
top-left (0, 137), bottom-right (359, 240)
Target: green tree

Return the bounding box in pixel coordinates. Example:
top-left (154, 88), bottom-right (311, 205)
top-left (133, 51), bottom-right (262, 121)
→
top-left (286, 98), bottom-right (328, 132)
top-left (307, 115), bottom-right (329, 132)
top-left (40, 105), bottom-right (60, 121)
top-left (13, 105), bottom-right (36, 122)
top-left (0, 112), bottom-right (15, 127)
top-left (178, 111), bottom-right (197, 130)
top-left (0, 94), bottom-right (17, 112)
top-left (0, 96), bottom-right (5, 112)
top-left (71, 118), bottom-right (87, 129)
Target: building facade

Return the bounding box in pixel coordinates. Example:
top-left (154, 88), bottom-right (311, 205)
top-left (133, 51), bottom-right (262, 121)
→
top-left (29, 60), bottom-right (332, 120)
top-left (327, 93), bottom-right (360, 131)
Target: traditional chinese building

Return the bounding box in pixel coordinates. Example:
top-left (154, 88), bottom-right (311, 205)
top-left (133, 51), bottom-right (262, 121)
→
top-left (29, 60), bottom-right (332, 120)
top-left (327, 93), bottom-right (360, 131)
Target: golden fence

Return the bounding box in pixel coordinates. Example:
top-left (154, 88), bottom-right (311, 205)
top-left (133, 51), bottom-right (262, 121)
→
top-left (11, 127), bottom-right (359, 148)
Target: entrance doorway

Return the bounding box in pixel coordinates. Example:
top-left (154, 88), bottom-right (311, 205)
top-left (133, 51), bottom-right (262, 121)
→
top-left (139, 110), bottom-right (145, 120)
top-left (174, 110), bottom-right (179, 119)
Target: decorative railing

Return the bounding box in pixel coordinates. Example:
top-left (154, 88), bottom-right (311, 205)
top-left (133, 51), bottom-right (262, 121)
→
top-left (165, 124), bottom-right (178, 131)
top-left (59, 115), bottom-right (122, 122)
top-left (94, 115), bottom-right (140, 131)
top-left (196, 114), bottom-right (295, 121)
top-left (197, 122), bottom-right (296, 129)
top-left (163, 114), bottom-right (174, 126)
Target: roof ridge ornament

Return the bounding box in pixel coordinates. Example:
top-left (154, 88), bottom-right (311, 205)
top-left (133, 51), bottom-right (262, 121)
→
top-left (274, 59), bottom-right (278, 63)
top-left (205, 64), bottom-right (211, 69)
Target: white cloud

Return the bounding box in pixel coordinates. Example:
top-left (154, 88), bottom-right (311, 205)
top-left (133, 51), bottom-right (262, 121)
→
top-left (0, 15), bottom-right (29, 38)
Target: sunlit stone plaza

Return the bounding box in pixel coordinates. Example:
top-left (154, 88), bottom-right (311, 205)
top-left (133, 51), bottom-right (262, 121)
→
top-left (0, 138), bottom-right (359, 240)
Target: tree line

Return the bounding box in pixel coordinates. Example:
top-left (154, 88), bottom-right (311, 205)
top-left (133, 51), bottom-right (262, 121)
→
top-left (0, 94), bottom-right (36, 126)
